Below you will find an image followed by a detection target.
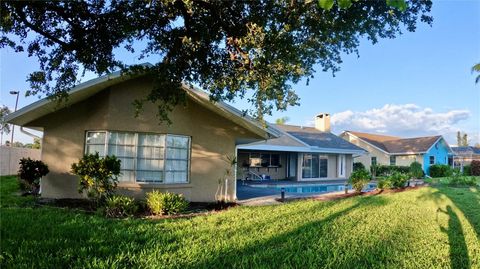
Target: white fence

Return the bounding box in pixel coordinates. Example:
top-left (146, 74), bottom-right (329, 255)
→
top-left (0, 146), bottom-right (41, 176)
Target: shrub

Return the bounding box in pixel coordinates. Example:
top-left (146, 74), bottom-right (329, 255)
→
top-left (375, 165), bottom-right (410, 177)
top-left (471, 160), bottom-right (480, 176)
top-left (409, 161), bottom-right (424, 179)
top-left (17, 158), bottom-right (49, 195)
top-left (353, 162), bottom-right (366, 172)
top-left (146, 191), bottom-right (189, 215)
top-left (377, 179), bottom-right (392, 190)
top-left (449, 170), bottom-right (479, 186)
top-left (462, 165), bottom-right (471, 176)
top-left (349, 169), bottom-right (371, 193)
top-left (104, 195), bottom-right (138, 218)
top-left (71, 153), bottom-right (121, 205)
top-left (429, 164), bottom-right (452, 178)
top-left (388, 172), bottom-right (409, 189)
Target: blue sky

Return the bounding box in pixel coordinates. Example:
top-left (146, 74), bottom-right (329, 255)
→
top-left (1, 0), bottom-right (479, 145)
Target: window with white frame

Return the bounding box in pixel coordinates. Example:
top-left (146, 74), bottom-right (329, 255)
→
top-left (85, 131), bottom-right (190, 184)
top-left (429, 156), bottom-right (435, 165)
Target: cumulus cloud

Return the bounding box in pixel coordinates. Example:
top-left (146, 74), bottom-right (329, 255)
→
top-left (330, 104), bottom-right (470, 138)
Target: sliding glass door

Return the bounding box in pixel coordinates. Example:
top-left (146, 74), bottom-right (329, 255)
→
top-left (301, 153), bottom-right (328, 179)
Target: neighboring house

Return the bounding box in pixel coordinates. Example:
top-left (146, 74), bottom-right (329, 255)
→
top-left (237, 114), bottom-right (365, 182)
top-left (6, 70), bottom-right (280, 202)
top-left (451, 146), bottom-right (480, 169)
top-left (340, 131), bottom-right (453, 175)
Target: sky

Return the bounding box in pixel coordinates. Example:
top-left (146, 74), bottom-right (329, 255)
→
top-left (1, 0), bottom-right (479, 146)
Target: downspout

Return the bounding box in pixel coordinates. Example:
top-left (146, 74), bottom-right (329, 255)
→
top-left (20, 126), bottom-right (41, 139)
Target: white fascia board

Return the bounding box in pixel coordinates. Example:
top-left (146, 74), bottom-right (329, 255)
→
top-left (237, 144), bottom-right (365, 155)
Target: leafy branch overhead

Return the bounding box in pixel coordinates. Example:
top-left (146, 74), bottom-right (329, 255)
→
top-left (0, 0), bottom-right (432, 122)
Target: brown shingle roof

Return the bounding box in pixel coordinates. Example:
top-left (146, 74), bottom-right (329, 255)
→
top-left (347, 131), bottom-right (442, 154)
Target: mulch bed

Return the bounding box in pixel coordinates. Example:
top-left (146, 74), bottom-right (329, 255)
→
top-left (276, 184), bottom-right (429, 203)
top-left (35, 198), bottom-right (238, 219)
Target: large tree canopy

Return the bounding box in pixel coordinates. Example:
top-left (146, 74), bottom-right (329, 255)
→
top-left (1, 0), bottom-right (432, 122)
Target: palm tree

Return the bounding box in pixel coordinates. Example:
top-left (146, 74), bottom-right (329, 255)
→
top-left (473, 63), bottom-right (480, 84)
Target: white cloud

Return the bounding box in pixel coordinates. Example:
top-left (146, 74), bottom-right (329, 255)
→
top-left (330, 104), bottom-right (471, 139)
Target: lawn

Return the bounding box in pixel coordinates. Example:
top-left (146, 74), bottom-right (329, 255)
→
top-left (1, 175), bottom-right (479, 269)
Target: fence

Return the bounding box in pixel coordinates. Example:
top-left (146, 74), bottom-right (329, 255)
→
top-left (0, 146), bottom-right (41, 176)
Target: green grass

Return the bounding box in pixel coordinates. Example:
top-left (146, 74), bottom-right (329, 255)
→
top-left (1, 176), bottom-right (479, 268)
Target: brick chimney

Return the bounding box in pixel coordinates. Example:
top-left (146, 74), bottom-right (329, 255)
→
top-left (315, 113), bottom-right (330, 132)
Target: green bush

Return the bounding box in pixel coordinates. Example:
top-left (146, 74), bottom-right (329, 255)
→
top-left (375, 165), bottom-right (410, 177)
top-left (349, 169), bottom-right (371, 193)
top-left (462, 165), bottom-right (471, 176)
top-left (471, 160), bottom-right (480, 176)
top-left (388, 172), bottom-right (409, 188)
top-left (71, 153), bottom-right (121, 205)
top-left (146, 191), bottom-right (189, 215)
top-left (409, 161), bottom-right (424, 179)
top-left (429, 164), bottom-right (452, 178)
top-left (353, 162), bottom-right (366, 172)
top-left (377, 179), bottom-right (392, 190)
top-left (449, 170), bottom-right (479, 186)
top-left (17, 158), bottom-right (49, 194)
top-left (104, 195), bottom-right (138, 218)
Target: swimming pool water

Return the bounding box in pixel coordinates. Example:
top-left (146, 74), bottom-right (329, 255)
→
top-left (275, 183), bottom-right (377, 194)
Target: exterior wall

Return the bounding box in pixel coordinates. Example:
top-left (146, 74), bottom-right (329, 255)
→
top-left (423, 139), bottom-right (450, 175)
top-left (0, 146), bottom-right (41, 176)
top-left (237, 151), bottom-right (287, 180)
top-left (296, 153), bottom-right (352, 181)
top-left (340, 133), bottom-right (390, 170)
top-left (394, 154), bottom-right (423, 167)
top-left (27, 77), bottom-right (261, 202)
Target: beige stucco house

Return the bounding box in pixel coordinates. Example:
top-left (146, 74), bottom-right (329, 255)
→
top-left (7, 69), bottom-right (366, 202)
top-left (6, 71), bottom-right (280, 202)
top-left (340, 131), bottom-right (453, 174)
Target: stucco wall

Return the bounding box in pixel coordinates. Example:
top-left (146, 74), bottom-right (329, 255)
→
top-left (341, 133), bottom-right (390, 170)
top-left (0, 146), bottom-right (41, 176)
top-left (27, 77), bottom-right (261, 202)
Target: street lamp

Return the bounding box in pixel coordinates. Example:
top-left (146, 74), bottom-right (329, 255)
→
top-left (9, 91), bottom-right (19, 146)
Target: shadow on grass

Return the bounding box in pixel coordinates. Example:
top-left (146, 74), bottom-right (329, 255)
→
top-left (184, 195), bottom-right (394, 268)
top-left (438, 205), bottom-right (471, 269)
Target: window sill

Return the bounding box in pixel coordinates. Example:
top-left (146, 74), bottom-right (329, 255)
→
top-left (118, 182), bottom-right (193, 189)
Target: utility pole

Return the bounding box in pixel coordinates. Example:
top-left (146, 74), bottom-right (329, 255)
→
top-left (9, 90), bottom-right (19, 146)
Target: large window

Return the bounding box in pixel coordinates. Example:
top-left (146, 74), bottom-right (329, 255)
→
top-left (429, 156), bottom-right (435, 165)
top-left (302, 154), bottom-right (328, 178)
top-left (390, 156), bottom-right (396, 166)
top-left (85, 131), bottom-right (190, 184)
top-left (248, 153), bottom-right (281, 167)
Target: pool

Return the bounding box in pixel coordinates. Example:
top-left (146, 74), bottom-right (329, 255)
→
top-left (274, 183), bottom-right (377, 194)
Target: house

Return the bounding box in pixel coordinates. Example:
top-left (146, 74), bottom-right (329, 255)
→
top-left (6, 70), bottom-right (281, 202)
top-left (340, 131), bottom-right (454, 175)
top-left (451, 146), bottom-right (480, 169)
top-left (237, 114), bottom-right (365, 182)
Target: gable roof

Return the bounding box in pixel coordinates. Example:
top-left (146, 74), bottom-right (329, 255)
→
top-left (5, 65), bottom-right (280, 140)
top-left (238, 124), bottom-right (365, 154)
top-left (344, 131), bottom-right (449, 154)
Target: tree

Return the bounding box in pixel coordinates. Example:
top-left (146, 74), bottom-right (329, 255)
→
top-left (1, 1), bottom-right (432, 122)
top-left (457, 131), bottom-right (469, 147)
top-left (275, 116), bottom-right (290, 125)
top-left (473, 63), bottom-right (480, 84)
top-left (0, 105), bottom-right (11, 143)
